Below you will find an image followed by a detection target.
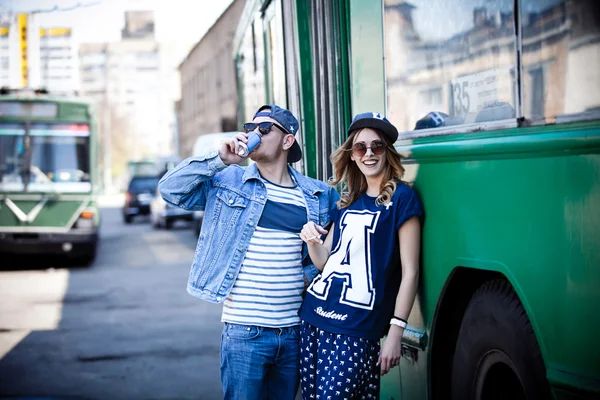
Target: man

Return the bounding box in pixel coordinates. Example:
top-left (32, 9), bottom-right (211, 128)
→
top-left (158, 104), bottom-right (339, 400)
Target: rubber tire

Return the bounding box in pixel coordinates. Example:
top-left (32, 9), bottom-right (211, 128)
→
top-left (165, 218), bottom-right (173, 230)
top-left (73, 242), bottom-right (97, 267)
top-left (451, 279), bottom-right (551, 400)
top-left (124, 215), bottom-right (133, 224)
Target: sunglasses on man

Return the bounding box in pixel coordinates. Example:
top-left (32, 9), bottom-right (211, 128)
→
top-left (352, 140), bottom-right (387, 157)
top-left (243, 121), bottom-right (288, 136)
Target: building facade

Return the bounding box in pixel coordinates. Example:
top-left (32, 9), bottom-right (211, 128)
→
top-left (0, 14), bottom-right (32, 89)
top-left (79, 11), bottom-right (178, 191)
top-left (0, 24), bottom-right (14, 88)
top-left (39, 27), bottom-right (80, 93)
top-left (178, 0), bottom-right (245, 159)
top-left (0, 13), bottom-right (79, 93)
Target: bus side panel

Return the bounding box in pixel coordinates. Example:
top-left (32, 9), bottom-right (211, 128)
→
top-left (406, 124), bottom-right (600, 397)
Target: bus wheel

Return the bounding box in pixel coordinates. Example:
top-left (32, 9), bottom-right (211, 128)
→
top-left (450, 279), bottom-right (551, 400)
top-left (73, 243), bottom-right (97, 267)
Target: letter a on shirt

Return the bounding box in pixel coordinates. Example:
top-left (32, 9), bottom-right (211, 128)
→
top-left (308, 210), bottom-right (380, 310)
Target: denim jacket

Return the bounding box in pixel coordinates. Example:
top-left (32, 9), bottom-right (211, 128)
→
top-left (158, 150), bottom-right (340, 304)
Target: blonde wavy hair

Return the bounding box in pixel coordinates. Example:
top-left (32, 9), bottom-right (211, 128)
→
top-left (329, 128), bottom-right (405, 209)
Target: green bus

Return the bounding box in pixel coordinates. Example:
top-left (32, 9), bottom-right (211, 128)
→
top-left (234, 0), bottom-right (600, 399)
top-left (0, 89), bottom-right (100, 265)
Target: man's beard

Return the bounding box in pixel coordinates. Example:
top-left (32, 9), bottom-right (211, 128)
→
top-left (250, 141), bottom-right (284, 163)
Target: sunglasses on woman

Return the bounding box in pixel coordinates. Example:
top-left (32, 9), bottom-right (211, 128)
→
top-left (243, 121), bottom-right (287, 135)
top-left (352, 140), bottom-right (387, 157)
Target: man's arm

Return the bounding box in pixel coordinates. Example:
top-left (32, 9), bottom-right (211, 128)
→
top-left (159, 132), bottom-right (248, 211)
top-left (158, 151), bottom-right (226, 211)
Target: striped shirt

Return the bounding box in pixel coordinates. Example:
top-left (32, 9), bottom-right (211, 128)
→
top-left (222, 179), bottom-right (307, 327)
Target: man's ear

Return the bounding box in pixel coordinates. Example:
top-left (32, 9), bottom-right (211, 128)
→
top-left (283, 134), bottom-right (295, 150)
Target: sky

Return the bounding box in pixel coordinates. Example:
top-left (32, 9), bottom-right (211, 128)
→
top-left (0, 0), bottom-right (235, 65)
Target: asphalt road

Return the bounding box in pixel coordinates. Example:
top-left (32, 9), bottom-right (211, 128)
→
top-left (0, 204), bottom-right (224, 400)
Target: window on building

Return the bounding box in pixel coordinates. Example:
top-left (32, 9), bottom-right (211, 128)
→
top-left (136, 66), bottom-right (158, 72)
top-left (83, 65), bottom-right (105, 73)
top-left (80, 53), bottom-right (106, 65)
top-left (136, 52), bottom-right (158, 61)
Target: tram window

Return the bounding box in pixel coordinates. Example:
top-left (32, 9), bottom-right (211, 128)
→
top-left (237, 16), bottom-right (267, 122)
top-left (264, 0), bottom-right (287, 107)
top-left (521, 0), bottom-right (600, 124)
top-left (383, 0), bottom-right (516, 134)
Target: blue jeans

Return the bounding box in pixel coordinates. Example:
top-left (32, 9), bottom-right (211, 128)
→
top-left (220, 323), bottom-right (300, 400)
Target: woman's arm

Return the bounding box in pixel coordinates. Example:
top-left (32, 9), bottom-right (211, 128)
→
top-left (300, 222), bottom-right (334, 271)
top-left (378, 216), bottom-right (421, 376)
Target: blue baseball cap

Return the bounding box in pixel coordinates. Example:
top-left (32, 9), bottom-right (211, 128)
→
top-left (254, 104), bottom-right (302, 163)
top-left (347, 112), bottom-right (399, 143)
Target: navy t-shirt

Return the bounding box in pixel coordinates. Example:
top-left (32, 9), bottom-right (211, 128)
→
top-left (299, 182), bottom-right (423, 340)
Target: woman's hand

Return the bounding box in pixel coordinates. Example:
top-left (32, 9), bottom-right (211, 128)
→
top-left (377, 325), bottom-right (403, 376)
top-left (300, 222), bottom-right (328, 245)
top-left (219, 132), bottom-right (248, 165)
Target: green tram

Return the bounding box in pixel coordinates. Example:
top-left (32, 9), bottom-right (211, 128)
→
top-left (234, 0), bottom-right (600, 399)
top-left (0, 90), bottom-right (100, 265)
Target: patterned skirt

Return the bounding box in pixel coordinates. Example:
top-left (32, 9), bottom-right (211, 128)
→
top-left (299, 320), bottom-right (381, 400)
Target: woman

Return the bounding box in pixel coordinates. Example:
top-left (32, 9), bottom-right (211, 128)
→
top-left (298, 113), bottom-right (423, 399)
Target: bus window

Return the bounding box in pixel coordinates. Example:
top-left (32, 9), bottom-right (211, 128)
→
top-left (29, 124), bottom-right (91, 184)
top-left (237, 17), bottom-right (267, 123)
top-left (521, 0), bottom-right (600, 124)
top-left (0, 124), bottom-right (26, 183)
top-left (383, 0), bottom-right (517, 134)
top-left (0, 122), bottom-right (91, 191)
top-left (264, 0), bottom-right (287, 107)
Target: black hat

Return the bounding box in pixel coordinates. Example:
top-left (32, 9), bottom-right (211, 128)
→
top-left (347, 112), bottom-right (398, 143)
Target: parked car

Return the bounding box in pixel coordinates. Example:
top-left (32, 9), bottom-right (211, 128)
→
top-left (189, 132), bottom-right (239, 236)
top-left (122, 175), bottom-right (160, 224)
top-left (150, 186), bottom-right (194, 229)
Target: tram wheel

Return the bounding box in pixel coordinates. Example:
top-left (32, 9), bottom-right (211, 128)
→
top-left (450, 279), bottom-right (551, 400)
